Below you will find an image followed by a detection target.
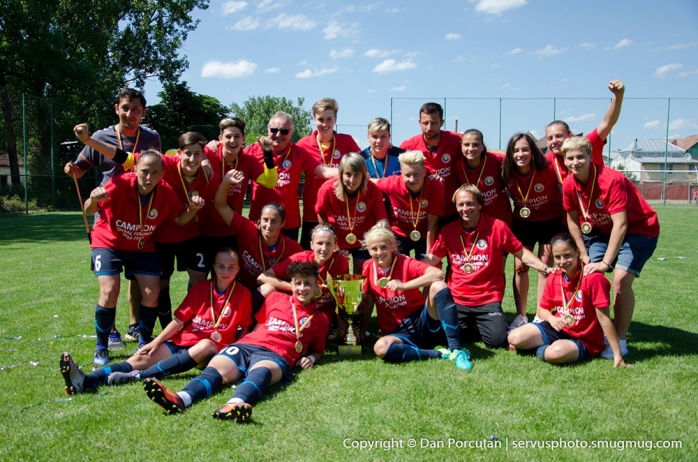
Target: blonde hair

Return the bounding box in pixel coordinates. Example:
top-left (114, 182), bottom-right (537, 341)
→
top-left (361, 220), bottom-right (397, 250)
top-left (367, 117), bottom-right (390, 134)
top-left (452, 184), bottom-right (484, 206)
top-left (312, 98), bottom-right (338, 117)
top-left (561, 136), bottom-right (592, 158)
top-left (398, 150), bottom-right (426, 168)
top-left (334, 153), bottom-right (369, 200)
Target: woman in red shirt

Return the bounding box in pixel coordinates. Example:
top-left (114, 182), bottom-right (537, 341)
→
top-left (508, 234), bottom-right (629, 367)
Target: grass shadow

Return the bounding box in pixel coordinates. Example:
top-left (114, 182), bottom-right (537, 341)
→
top-left (626, 321), bottom-right (698, 361)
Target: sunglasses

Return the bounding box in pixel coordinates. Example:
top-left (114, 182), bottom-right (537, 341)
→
top-left (269, 127), bottom-right (290, 135)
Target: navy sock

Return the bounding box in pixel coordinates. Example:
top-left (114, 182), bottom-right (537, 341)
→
top-left (181, 367), bottom-right (223, 406)
top-left (383, 343), bottom-right (441, 363)
top-left (84, 362), bottom-right (133, 389)
top-left (140, 350), bottom-right (198, 379)
top-left (232, 367), bottom-right (272, 406)
top-left (138, 304), bottom-right (158, 343)
top-left (157, 287), bottom-right (172, 329)
top-left (434, 288), bottom-right (462, 351)
top-left (95, 305), bottom-right (116, 349)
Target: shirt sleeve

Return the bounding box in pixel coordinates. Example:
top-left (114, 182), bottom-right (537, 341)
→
top-left (539, 274), bottom-right (557, 310)
top-left (587, 273), bottom-right (611, 309)
top-left (604, 175), bottom-right (629, 215)
top-left (430, 233), bottom-right (448, 259)
top-left (315, 183), bottom-right (332, 215)
top-left (586, 129), bottom-right (605, 166)
top-left (500, 221), bottom-right (524, 255)
top-left (236, 288), bottom-right (254, 329)
top-left (405, 257), bottom-right (430, 280)
top-left (173, 287), bottom-right (198, 323)
top-left (562, 178), bottom-right (577, 212)
top-left (309, 312), bottom-right (329, 354)
top-left (368, 184), bottom-right (388, 221)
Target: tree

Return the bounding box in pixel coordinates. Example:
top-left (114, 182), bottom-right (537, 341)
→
top-left (145, 82), bottom-right (230, 150)
top-left (230, 96), bottom-right (312, 144)
top-left (0, 0), bottom-right (209, 184)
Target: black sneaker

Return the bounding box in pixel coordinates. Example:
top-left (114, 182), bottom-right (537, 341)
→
top-left (107, 370), bottom-right (142, 386)
top-left (60, 353), bottom-right (85, 395)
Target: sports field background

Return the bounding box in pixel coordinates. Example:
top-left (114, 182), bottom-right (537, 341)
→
top-left (0, 207), bottom-right (696, 461)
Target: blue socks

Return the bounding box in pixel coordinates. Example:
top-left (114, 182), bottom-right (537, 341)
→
top-left (141, 350), bottom-right (198, 379)
top-left (181, 367), bottom-right (223, 406)
top-left (383, 343), bottom-right (442, 363)
top-left (138, 304), bottom-right (158, 344)
top-left (95, 305), bottom-right (115, 349)
top-left (84, 361), bottom-right (133, 389)
top-left (157, 287), bottom-right (172, 329)
top-left (232, 367), bottom-right (272, 406)
top-left (434, 287), bottom-right (462, 351)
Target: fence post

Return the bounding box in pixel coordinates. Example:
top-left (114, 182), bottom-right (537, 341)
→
top-left (443, 98), bottom-right (447, 129)
top-left (663, 98), bottom-right (671, 207)
top-left (22, 93), bottom-right (28, 214)
top-left (50, 101), bottom-right (56, 209)
top-left (498, 98), bottom-right (502, 150)
top-left (607, 98), bottom-right (612, 165)
top-left (390, 98), bottom-right (393, 134)
top-left (553, 98), bottom-right (556, 121)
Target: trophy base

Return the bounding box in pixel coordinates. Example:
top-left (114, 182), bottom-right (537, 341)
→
top-left (338, 344), bottom-right (363, 355)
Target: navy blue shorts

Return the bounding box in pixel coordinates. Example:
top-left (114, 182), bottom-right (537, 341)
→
top-left (155, 236), bottom-right (207, 278)
top-left (91, 248), bottom-right (160, 279)
top-left (386, 305), bottom-right (445, 349)
top-left (583, 233), bottom-right (658, 277)
top-left (348, 247), bottom-right (371, 260)
top-left (396, 235), bottom-right (427, 260)
top-left (217, 343), bottom-right (292, 381)
top-left (163, 340), bottom-right (189, 356)
top-left (512, 216), bottom-right (564, 248)
top-left (533, 321), bottom-right (591, 362)
top-left (201, 235), bottom-right (238, 271)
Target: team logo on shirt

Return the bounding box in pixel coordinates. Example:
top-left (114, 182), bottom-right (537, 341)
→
top-left (575, 292), bottom-right (583, 302)
top-left (534, 183), bottom-right (544, 193)
top-left (333, 149), bottom-right (341, 159)
top-left (595, 198), bottom-right (604, 209)
top-left (269, 258), bottom-right (276, 266)
top-left (484, 176), bottom-right (494, 186)
top-left (148, 209), bottom-right (158, 220)
top-left (188, 190), bottom-right (199, 199)
top-left (222, 305), bottom-right (232, 317)
top-left (476, 239), bottom-right (488, 250)
top-left (282, 160), bottom-right (292, 169)
top-left (441, 153), bottom-right (451, 163)
top-left (419, 199), bottom-right (429, 208)
top-left (357, 202), bottom-right (367, 212)
top-left (299, 316), bottom-right (311, 329)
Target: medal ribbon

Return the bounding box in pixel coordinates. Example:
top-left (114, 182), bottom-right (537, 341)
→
top-left (409, 187), bottom-right (425, 230)
top-left (177, 162), bottom-right (194, 205)
top-left (116, 125), bottom-right (141, 156)
top-left (553, 156), bottom-right (564, 185)
top-left (560, 268), bottom-right (583, 320)
top-left (514, 170), bottom-right (536, 209)
top-left (373, 256), bottom-right (397, 287)
top-left (209, 280), bottom-right (236, 330)
top-left (459, 231), bottom-right (480, 265)
top-left (370, 151), bottom-right (388, 178)
top-left (344, 191), bottom-right (361, 233)
top-left (258, 235), bottom-right (286, 272)
top-left (137, 187), bottom-right (155, 233)
top-left (221, 150), bottom-right (239, 180)
top-left (575, 164), bottom-right (598, 223)
top-left (316, 257), bottom-right (335, 287)
top-left (461, 155), bottom-right (488, 187)
top-left (291, 297), bottom-right (315, 344)
top-left (318, 134), bottom-right (336, 167)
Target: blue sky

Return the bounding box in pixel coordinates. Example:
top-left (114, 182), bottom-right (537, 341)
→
top-left (144, 0), bottom-right (698, 151)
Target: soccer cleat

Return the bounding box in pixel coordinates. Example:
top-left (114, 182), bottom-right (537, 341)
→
top-left (108, 331), bottom-right (125, 350)
top-left (508, 314), bottom-right (528, 331)
top-left (435, 346), bottom-right (450, 359)
top-left (445, 349), bottom-right (473, 370)
top-left (532, 315), bottom-right (543, 324)
top-left (212, 402), bottom-right (253, 423)
top-left (107, 370), bottom-right (142, 386)
top-left (93, 348), bottom-right (110, 366)
top-left (124, 324), bottom-right (141, 341)
top-left (60, 353), bottom-right (86, 395)
top-left (144, 378), bottom-right (183, 415)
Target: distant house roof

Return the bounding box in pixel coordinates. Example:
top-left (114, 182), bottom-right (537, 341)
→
top-left (678, 134), bottom-right (698, 151)
top-left (616, 139), bottom-right (698, 164)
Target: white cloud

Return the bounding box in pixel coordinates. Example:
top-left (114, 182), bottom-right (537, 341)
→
top-left (367, 88), bottom-right (377, 93)
top-left (265, 67), bottom-right (280, 73)
top-left (390, 86), bottom-right (407, 91)
top-left (372, 59), bottom-right (417, 74)
top-left (678, 69), bottom-right (698, 78)
top-left (530, 44), bottom-right (569, 57)
top-left (269, 13), bottom-right (316, 31)
top-left (529, 130), bottom-right (539, 138)
top-left (364, 49), bottom-right (395, 58)
top-left (644, 120), bottom-right (661, 129)
top-left (565, 113), bottom-right (595, 123)
top-left (295, 67), bottom-right (339, 78)
top-left (471, 0), bottom-right (527, 15)
top-left (454, 55), bottom-right (464, 63)
top-left (445, 33), bottom-right (461, 41)
top-left (404, 51), bottom-right (421, 58)
top-left (323, 20), bottom-right (360, 39)
top-left (579, 42), bottom-right (596, 49)
top-left (330, 49), bottom-right (354, 59)
top-left (507, 47), bottom-right (523, 55)
top-left (501, 83), bottom-right (520, 91)
top-left (385, 7), bottom-right (403, 13)
top-left (221, 1), bottom-right (247, 16)
top-left (227, 16), bottom-right (260, 30)
top-left (654, 42), bottom-right (698, 51)
top-left (256, 0), bottom-right (290, 11)
top-left (613, 38), bottom-right (633, 50)
top-left (669, 118), bottom-right (698, 130)
top-left (201, 60), bottom-right (257, 78)
top-left (654, 63), bottom-right (683, 78)
top-left (491, 63), bottom-right (501, 68)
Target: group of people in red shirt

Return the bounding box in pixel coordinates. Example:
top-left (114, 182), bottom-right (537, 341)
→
top-left (60, 80), bottom-right (657, 421)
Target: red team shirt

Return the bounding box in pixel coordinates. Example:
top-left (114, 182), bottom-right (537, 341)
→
top-left (431, 215), bottom-right (524, 306)
top-left (362, 255), bottom-right (431, 334)
top-left (455, 152), bottom-right (513, 226)
top-left (91, 173), bottom-right (183, 252)
top-left (204, 145), bottom-right (266, 214)
top-left (539, 270), bottom-right (610, 356)
top-left (562, 164), bottom-right (660, 238)
top-left (400, 130), bottom-right (463, 216)
top-left (227, 212), bottom-right (303, 289)
top-left (297, 131), bottom-right (361, 222)
top-left (240, 291), bottom-right (329, 365)
top-left (315, 180), bottom-right (388, 248)
top-left (376, 175), bottom-right (444, 238)
top-left (546, 129), bottom-right (605, 185)
top-left (505, 163), bottom-right (563, 223)
top-left (248, 143), bottom-right (320, 229)
top-left (169, 279), bottom-right (253, 350)
top-left (272, 250), bottom-right (350, 318)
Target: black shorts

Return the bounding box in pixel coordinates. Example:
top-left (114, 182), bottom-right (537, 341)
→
top-left (533, 321), bottom-right (591, 362)
top-left (396, 235), bottom-right (427, 260)
top-left (456, 301), bottom-right (508, 349)
top-left (155, 237), bottom-right (207, 278)
top-left (348, 247), bottom-right (371, 260)
top-left (386, 306), bottom-right (445, 349)
top-left (201, 235), bottom-right (239, 271)
top-left (512, 217), bottom-right (564, 248)
top-left (217, 343), bottom-right (291, 381)
top-left (300, 220), bottom-right (317, 250)
top-left (91, 248), bottom-right (160, 280)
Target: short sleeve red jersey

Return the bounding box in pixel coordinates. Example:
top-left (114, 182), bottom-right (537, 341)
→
top-left (248, 143), bottom-right (320, 229)
top-left (430, 215), bottom-right (523, 305)
top-left (539, 270), bottom-right (610, 356)
top-left (546, 129), bottom-right (606, 185)
top-left (400, 130), bottom-right (463, 216)
top-left (376, 175), bottom-right (444, 238)
top-left (272, 250), bottom-right (350, 318)
top-left (455, 152), bottom-right (513, 226)
top-left (315, 179), bottom-right (388, 249)
top-left (361, 255), bottom-right (430, 334)
top-left (91, 173), bottom-right (184, 252)
top-left (239, 292), bottom-right (329, 365)
top-left (505, 163), bottom-right (563, 223)
top-left (297, 131), bottom-right (361, 222)
top-left (228, 212), bottom-right (304, 290)
top-left (562, 164), bottom-right (660, 238)
top-left (170, 279), bottom-right (253, 350)
top-left (204, 145), bottom-right (265, 213)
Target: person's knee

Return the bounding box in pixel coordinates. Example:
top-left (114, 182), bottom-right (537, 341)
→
top-left (545, 344), bottom-right (572, 363)
top-left (198, 339), bottom-right (219, 357)
top-left (430, 281), bottom-right (448, 295)
top-left (507, 328), bottom-right (524, 346)
top-left (374, 339), bottom-right (390, 358)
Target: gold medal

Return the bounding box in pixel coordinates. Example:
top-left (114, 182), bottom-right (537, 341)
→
top-left (295, 340), bottom-right (303, 354)
top-left (137, 238), bottom-right (144, 249)
top-left (410, 230), bottom-right (421, 241)
top-left (520, 207), bottom-right (531, 218)
top-left (346, 233), bottom-right (357, 245)
top-left (211, 331), bottom-right (222, 342)
top-left (378, 277), bottom-right (390, 289)
top-left (563, 314), bottom-right (575, 326)
top-left (464, 263), bottom-right (474, 274)
top-left (581, 221), bottom-right (593, 235)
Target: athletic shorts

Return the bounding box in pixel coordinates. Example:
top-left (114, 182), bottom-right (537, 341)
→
top-left (396, 235), bottom-right (427, 260)
top-left (155, 236), bottom-right (207, 278)
top-left (386, 305), bottom-right (445, 349)
top-left (348, 247), bottom-right (371, 260)
top-left (91, 248), bottom-right (160, 279)
top-left (282, 227), bottom-right (300, 242)
top-left (533, 321), bottom-right (591, 362)
top-left (201, 235), bottom-right (238, 272)
top-left (163, 340), bottom-right (189, 356)
top-left (456, 301), bottom-right (508, 349)
top-left (583, 233), bottom-right (658, 277)
top-left (300, 220), bottom-right (316, 251)
top-left (512, 216), bottom-right (564, 248)
top-left (217, 343), bottom-right (291, 382)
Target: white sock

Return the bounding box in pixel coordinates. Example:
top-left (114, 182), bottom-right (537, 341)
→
top-left (177, 391), bottom-right (192, 408)
top-left (227, 397), bottom-right (245, 405)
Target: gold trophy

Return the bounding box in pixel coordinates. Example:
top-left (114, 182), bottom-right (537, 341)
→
top-left (327, 274), bottom-right (365, 355)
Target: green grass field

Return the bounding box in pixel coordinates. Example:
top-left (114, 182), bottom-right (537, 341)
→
top-left (1, 208), bottom-right (696, 461)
